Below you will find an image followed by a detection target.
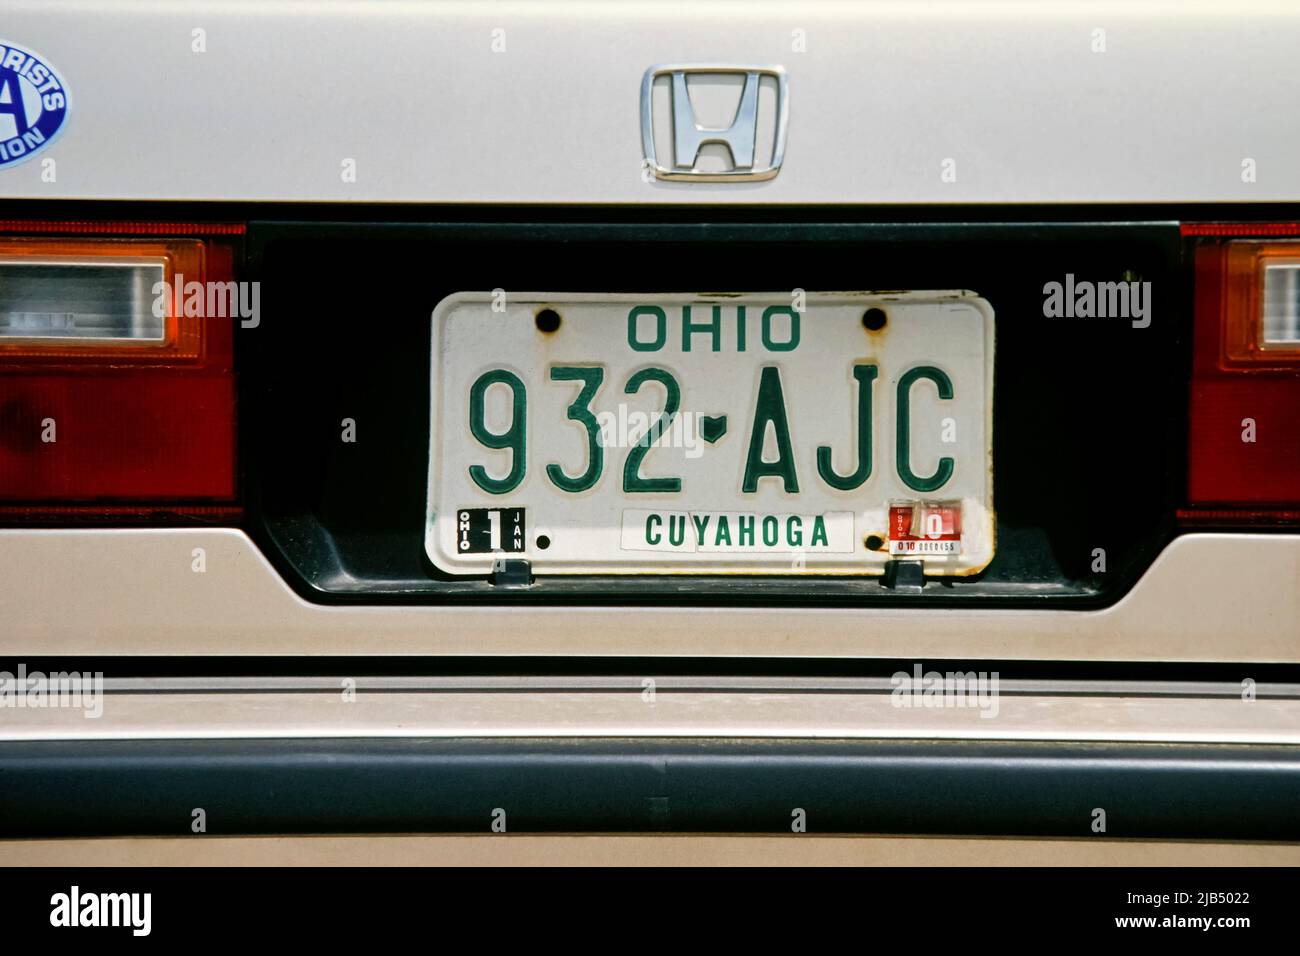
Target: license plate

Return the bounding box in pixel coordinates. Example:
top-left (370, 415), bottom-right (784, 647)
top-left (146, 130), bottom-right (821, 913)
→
top-left (426, 292), bottom-right (994, 576)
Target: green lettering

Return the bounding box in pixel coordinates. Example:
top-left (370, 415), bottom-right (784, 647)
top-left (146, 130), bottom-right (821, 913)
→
top-left (546, 365), bottom-right (604, 493)
top-left (761, 306), bottom-right (800, 352)
top-left (810, 516), bottom-right (828, 547)
top-left (817, 364), bottom-right (877, 490)
top-left (681, 304), bottom-right (721, 352)
top-left (668, 514), bottom-right (686, 546)
top-left (628, 306), bottom-right (666, 352)
top-left (715, 515), bottom-right (732, 546)
top-left (468, 369), bottom-right (526, 495)
top-left (897, 366), bottom-right (955, 492)
top-left (738, 515), bottom-right (754, 545)
top-left (693, 513), bottom-right (710, 545)
top-left (623, 367), bottom-right (682, 493)
top-left (787, 515), bottom-right (803, 546)
top-left (743, 366), bottom-right (800, 493)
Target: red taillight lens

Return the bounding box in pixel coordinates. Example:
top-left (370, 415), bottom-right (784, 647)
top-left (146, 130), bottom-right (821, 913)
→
top-left (0, 231), bottom-right (239, 510)
top-left (0, 375), bottom-right (235, 500)
top-left (1187, 234), bottom-right (1300, 512)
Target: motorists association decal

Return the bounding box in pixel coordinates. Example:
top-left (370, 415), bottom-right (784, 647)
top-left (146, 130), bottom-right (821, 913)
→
top-left (0, 41), bottom-right (68, 169)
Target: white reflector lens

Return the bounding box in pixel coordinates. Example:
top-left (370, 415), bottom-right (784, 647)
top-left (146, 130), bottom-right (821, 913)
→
top-left (1261, 261), bottom-right (1300, 346)
top-left (0, 258), bottom-right (166, 341)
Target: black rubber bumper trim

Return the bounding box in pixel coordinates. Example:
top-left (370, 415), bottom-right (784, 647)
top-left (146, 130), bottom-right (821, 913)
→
top-left (1, 737), bottom-right (1297, 840)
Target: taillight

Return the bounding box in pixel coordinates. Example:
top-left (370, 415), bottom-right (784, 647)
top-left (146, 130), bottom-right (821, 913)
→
top-left (0, 225), bottom-right (241, 516)
top-left (1183, 226), bottom-right (1300, 523)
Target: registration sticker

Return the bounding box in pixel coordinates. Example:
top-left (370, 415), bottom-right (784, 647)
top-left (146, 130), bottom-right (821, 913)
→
top-left (888, 500), bottom-right (963, 556)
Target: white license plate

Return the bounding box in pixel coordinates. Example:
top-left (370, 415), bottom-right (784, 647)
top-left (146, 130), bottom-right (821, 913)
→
top-left (426, 292), bottom-right (994, 576)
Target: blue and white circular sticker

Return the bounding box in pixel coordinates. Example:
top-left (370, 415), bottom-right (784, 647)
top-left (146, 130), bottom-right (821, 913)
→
top-left (0, 41), bottom-right (68, 169)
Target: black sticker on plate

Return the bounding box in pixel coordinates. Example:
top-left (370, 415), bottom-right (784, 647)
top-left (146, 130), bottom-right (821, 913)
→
top-left (456, 507), bottom-right (526, 554)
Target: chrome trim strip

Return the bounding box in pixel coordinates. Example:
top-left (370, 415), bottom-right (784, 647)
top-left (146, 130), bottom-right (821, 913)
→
top-left (84, 677), bottom-right (1300, 699)
top-left (3, 689), bottom-right (1298, 745)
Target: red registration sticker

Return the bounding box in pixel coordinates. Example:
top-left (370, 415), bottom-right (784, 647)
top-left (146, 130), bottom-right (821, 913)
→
top-left (888, 501), bottom-right (963, 556)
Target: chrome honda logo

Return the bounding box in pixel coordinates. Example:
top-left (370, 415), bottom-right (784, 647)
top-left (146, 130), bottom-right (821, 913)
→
top-left (640, 64), bottom-right (788, 182)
